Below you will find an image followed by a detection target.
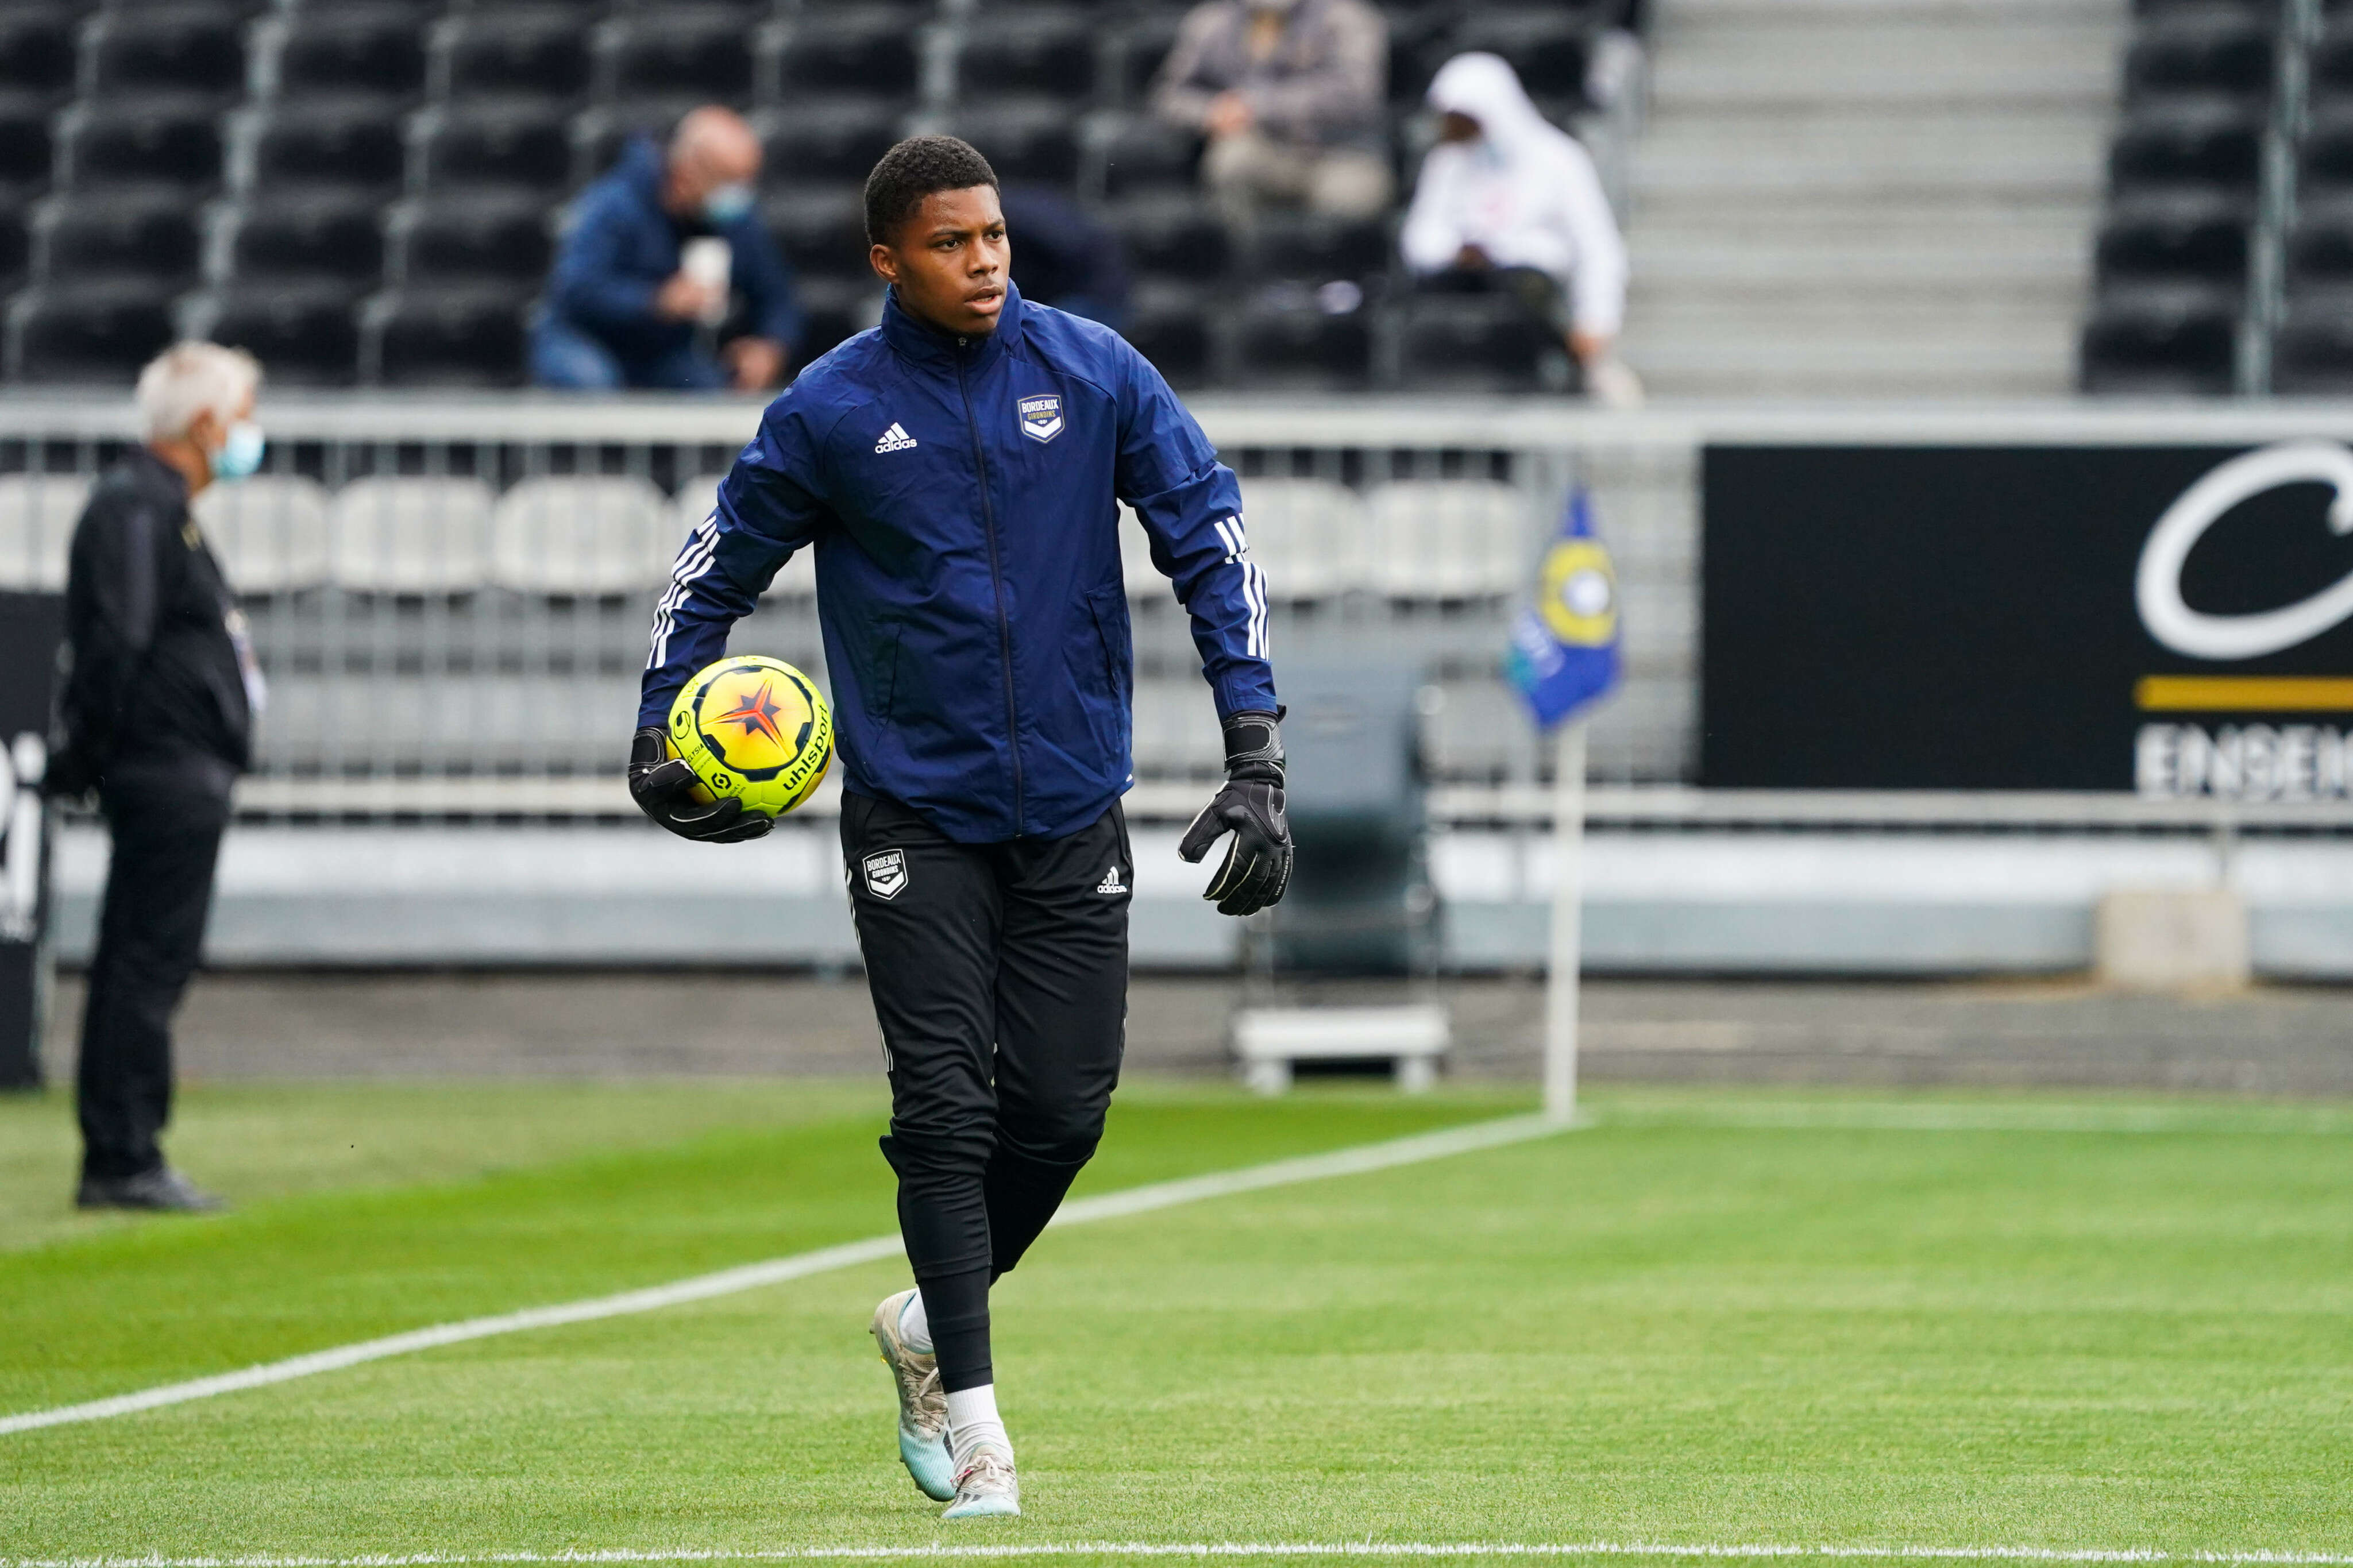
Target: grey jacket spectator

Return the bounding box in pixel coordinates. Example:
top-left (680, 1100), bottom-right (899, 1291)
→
top-left (1154, 0), bottom-right (1387, 152)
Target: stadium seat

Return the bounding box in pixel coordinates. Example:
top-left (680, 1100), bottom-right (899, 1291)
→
top-left (1130, 675), bottom-right (1225, 776)
top-left (1105, 192), bottom-right (1229, 283)
top-left (2309, 21), bottom-right (2353, 105)
top-left (191, 474), bottom-right (333, 591)
top-left (767, 9), bottom-right (921, 97)
top-left (1124, 283), bottom-right (1214, 388)
top-left (1244, 211), bottom-right (1390, 284)
top-left (596, 10), bottom-right (756, 104)
top-left (326, 476), bottom-right (496, 593)
top-left (489, 476), bottom-right (671, 594)
top-left (221, 194), bottom-right (387, 287)
top-left (755, 99), bottom-right (905, 187)
top-left (947, 100), bottom-right (1081, 188)
top-left (2095, 190), bottom-right (2252, 287)
top-left (1421, 677), bottom-right (1525, 783)
top-left (0, 473), bottom-right (88, 589)
top-left (1386, 4), bottom-right (1458, 107)
top-left (2300, 107), bottom-right (2353, 198)
top-left (389, 195), bottom-right (553, 287)
top-left (2108, 96), bottom-right (2265, 192)
top-left (361, 285), bottom-right (530, 387)
top-left (1103, 13), bottom-right (1183, 107)
top-left (2286, 196), bottom-right (2353, 291)
top-left (4, 283), bottom-right (177, 381)
top-left (32, 192), bottom-right (202, 284)
top-left (433, 11), bottom-right (595, 106)
top-left (0, 7), bottom-right (76, 98)
top-left (1231, 477), bottom-right (1371, 598)
top-left (2078, 284), bottom-right (2240, 394)
top-left (415, 103), bottom-right (575, 195)
top-left (1363, 481), bottom-right (1529, 600)
top-left (0, 93), bottom-right (54, 199)
top-left (569, 102), bottom-right (693, 186)
top-left (2125, 7), bottom-right (2276, 102)
top-left (762, 184), bottom-right (871, 280)
top-left (55, 99), bottom-right (224, 190)
top-left (181, 283), bottom-right (363, 385)
top-left (670, 474), bottom-right (817, 597)
top-left (2270, 298), bottom-right (2353, 392)
top-left (80, 5), bottom-right (248, 98)
top-left (1086, 113), bottom-right (1200, 199)
top-left (267, 6), bottom-right (432, 107)
top-left (956, 8), bottom-right (1097, 103)
top-left (0, 210), bottom-right (25, 289)
top-left (246, 104), bottom-right (410, 196)
top-left (1444, 9), bottom-right (1598, 103)
top-left (1390, 292), bottom-right (1560, 393)
top-left (792, 275), bottom-right (884, 364)
top-left (1229, 292), bottom-right (1375, 391)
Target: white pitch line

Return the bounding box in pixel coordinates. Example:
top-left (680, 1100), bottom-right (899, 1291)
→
top-left (0, 1114), bottom-right (1562, 1439)
top-left (3, 1542), bottom-right (2352, 1567)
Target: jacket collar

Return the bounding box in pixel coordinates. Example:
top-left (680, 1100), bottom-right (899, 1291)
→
top-left (880, 281), bottom-right (1025, 372)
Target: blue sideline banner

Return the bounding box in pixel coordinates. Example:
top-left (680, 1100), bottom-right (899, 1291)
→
top-left (1, 591), bottom-right (63, 1089)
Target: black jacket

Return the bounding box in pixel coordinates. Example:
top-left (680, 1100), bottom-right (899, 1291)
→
top-left (52, 448), bottom-right (252, 792)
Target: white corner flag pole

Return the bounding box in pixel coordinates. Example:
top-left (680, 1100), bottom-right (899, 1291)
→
top-left (1544, 720), bottom-right (1587, 1125)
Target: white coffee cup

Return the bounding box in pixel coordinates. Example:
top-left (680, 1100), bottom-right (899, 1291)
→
top-left (681, 237), bottom-right (732, 326)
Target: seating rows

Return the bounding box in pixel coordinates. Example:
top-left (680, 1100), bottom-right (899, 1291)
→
top-left (0, 472), bottom-right (1536, 599)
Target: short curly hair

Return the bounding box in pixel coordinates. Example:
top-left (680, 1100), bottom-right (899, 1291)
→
top-left (863, 135), bottom-right (1000, 246)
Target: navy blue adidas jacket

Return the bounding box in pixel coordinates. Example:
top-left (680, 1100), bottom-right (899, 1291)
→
top-left (639, 283), bottom-right (1275, 843)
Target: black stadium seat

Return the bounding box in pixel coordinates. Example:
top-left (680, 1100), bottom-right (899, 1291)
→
top-left (1387, 5), bottom-right (1457, 107)
top-left (1445, 9), bottom-right (1599, 102)
top-left (5, 283), bottom-right (177, 381)
top-left (2108, 95), bottom-right (2265, 191)
top-left (416, 102), bottom-right (574, 195)
top-left (762, 184), bottom-right (870, 280)
top-left (2078, 284), bottom-right (2239, 394)
top-left (0, 7), bottom-right (77, 97)
top-left (0, 208), bottom-right (28, 288)
top-left (1086, 114), bottom-right (1199, 199)
top-left (249, 104), bottom-right (410, 195)
top-left (949, 100), bottom-right (1081, 187)
top-left (2286, 197), bottom-right (2353, 291)
top-left (1104, 13), bottom-right (1183, 107)
top-left (33, 191), bottom-right (202, 283)
top-left (272, 6), bottom-right (433, 106)
top-left (1245, 211), bottom-right (1390, 284)
top-left (2096, 190), bottom-right (2251, 286)
top-left (792, 275), bottom-right (882, 364)
top-left (1104, 192), bottom-right (1228, 283)
top-left (435, 11), bottom-right (595, 105)
top-left (769, 9), bottom-right (920, 97)
top-left (363, 285), bottom-right (530, 387)
top-left (2300, 107), bottom-right (2353, 196)
top-left (1228, 291), bottom-right (1373, 390)
top-left (1392, 293), bottom-right (1556, 393)
top-left (2125, 8), bottom-right (2276, 102)
top-left (757, 99), bottom-right (903, 186)
top-left (1124, 280), bottom-right (1212, 387)
top-left (2310, 22), bottom-right (2353, 104)
top-left (0, 93), bottom-right (53, 199)
top-left (957, 9), bottom-right (1097, 103)
top-left (57, 99), bottom-right (223, 190)
top-left (598, 10), bottom-right (756, 105)
top-left (183, 283), bottom-right (363, 385)
top-left (2271, 298), bottom-right (2353, 392)
top-left (224, 194), bottom-right (387, 286)
top-left (391, 194), bottom-right (552, 285)
top-left (80, 5), bottom-right (248, 99)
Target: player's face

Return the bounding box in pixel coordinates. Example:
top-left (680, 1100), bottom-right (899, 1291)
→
top-left (871, 186), bottom-right (1011, 338)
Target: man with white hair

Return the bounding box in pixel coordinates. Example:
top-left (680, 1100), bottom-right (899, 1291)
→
top-left (48, 341), bottom-right (267, 1212)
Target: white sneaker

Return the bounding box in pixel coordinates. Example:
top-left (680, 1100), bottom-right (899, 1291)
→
top-left (940, 1445), bottom-right (1020, 1519)
top-left (870, 1289), bottom-right (954, 1501)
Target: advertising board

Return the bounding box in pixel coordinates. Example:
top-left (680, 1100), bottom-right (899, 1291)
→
top-left (1, 591), bottom-right (61, 1088)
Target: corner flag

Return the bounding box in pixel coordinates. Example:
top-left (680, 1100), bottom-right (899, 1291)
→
top-left (1505, 487), bottom-right (1621, 729)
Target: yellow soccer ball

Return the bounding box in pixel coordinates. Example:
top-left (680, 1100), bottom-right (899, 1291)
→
top-left (666, 655), bottom-right (835, 819)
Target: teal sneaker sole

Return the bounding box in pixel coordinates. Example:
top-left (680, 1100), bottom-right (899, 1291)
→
top-left (940, 1490), bottom-right (1021, 1520)
top-left (900, 1427), bottom-right (956, 1502)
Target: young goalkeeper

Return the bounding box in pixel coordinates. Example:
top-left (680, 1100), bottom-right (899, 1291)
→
top-left (628, 136), bottom-right (1290, 1519)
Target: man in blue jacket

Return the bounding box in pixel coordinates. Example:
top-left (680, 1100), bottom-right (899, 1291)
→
top-left (627, 137), bottom-right (1289, 1520)
top-left (533, 107), bottom-right (801, 392)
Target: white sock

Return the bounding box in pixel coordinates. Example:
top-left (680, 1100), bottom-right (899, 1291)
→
top-left (898, 1291), bottom-right (932, 1354)
top-left (945, 1383), bottom-right (1011, 1465)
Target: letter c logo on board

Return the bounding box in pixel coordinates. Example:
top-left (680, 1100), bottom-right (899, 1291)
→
top-left (2138, 439), bottom-right (2353, 661)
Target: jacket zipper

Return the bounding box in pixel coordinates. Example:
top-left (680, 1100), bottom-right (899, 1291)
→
top-left (955, 336), bottom-right (1025, 834)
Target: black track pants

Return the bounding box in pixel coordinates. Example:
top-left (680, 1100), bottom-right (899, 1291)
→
top-left (843, 791), bottom-right (1131, 1392)
top-left (76, 756), bottom-right (234, 1182)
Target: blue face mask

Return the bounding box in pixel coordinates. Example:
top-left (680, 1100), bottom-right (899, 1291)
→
top-left (210, 420), bottom-right (265, 483)
top-left (702, 183), bottom-right (755, 225)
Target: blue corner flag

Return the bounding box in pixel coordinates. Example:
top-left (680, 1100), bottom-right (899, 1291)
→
top-left (1505, 487), bottom-right (1622, 730)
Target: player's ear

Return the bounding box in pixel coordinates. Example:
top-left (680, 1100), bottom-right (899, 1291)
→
top-left (869, 242), bottom-right (897, 284)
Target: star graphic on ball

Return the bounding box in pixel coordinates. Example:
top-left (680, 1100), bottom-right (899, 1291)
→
top-left (715, 678), bottom-right (788, 751)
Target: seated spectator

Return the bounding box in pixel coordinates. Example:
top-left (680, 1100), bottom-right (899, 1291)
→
top-left (532, 107), bottom-right (800, 392)
top-left (1400, 53), bottom-right (1640, 402)
top-left (1153, 0), bottom-right (1390, 231)
top-left (1002, 186), bottom-right (1131, 333)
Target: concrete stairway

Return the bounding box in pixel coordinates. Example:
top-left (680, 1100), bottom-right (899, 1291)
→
top-left (1620, 0), bottom-right (2127, 400)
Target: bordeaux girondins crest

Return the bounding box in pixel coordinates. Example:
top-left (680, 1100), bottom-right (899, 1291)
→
top-left (1017, 394), bottom-right (1063, 443)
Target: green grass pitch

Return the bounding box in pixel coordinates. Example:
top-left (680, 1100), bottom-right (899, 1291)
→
top-left (1, 1079), bottom-right (2350, 1562)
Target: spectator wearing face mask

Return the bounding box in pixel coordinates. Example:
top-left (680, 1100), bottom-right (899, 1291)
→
top-left (532, 107), bottom-right (801, 392)
top-left (1401, 53), bottom-right (1641, 403)
top-left (1153, 0), bottom-right (1390, 232)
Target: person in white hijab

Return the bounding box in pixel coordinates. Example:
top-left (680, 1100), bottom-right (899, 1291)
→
top-left (1401, 52), bottom-right (1641, 403)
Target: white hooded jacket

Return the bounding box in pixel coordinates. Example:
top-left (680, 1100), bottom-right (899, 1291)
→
top-left (1399, 52), bottom-right (1628, 336)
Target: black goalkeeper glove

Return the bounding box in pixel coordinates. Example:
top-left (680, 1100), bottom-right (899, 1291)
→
top-left (1178, 708), bottom-right (1291, 917)
top-left (628, 725), bottom-right (773, 844)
